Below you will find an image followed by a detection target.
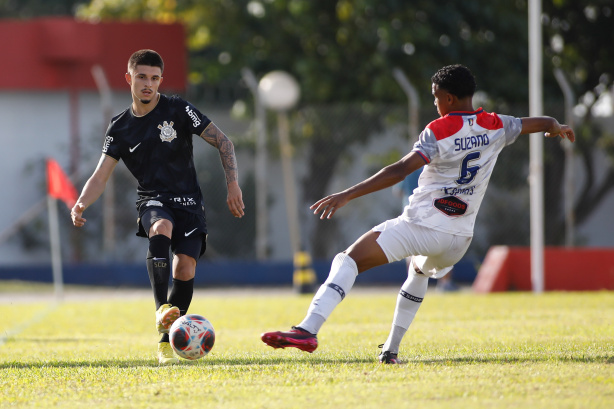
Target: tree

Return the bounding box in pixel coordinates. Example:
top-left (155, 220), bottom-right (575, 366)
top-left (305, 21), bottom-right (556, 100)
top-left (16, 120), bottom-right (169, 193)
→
top-left (0, 0), bottom-right (88, 17)
top-left (76, 1), bottom-right (532, 104)
top-left (541, 1), bottom-right (614, 244)
top-left (75, 0), bottom-right (614, 255)
top-left (76, 0), bottom-right (534, 257)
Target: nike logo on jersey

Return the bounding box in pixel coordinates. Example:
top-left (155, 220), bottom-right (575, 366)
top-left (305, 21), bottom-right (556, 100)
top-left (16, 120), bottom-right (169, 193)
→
top-left (185, 228), bottom-right (198, 237)
top-left (152, 257), bottom-right (166, 261)
top-left (129, 142), bottom-right (141, 152)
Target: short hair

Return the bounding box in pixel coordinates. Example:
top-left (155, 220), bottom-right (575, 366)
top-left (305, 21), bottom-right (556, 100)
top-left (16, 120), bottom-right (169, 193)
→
top-left (431, 64), bottom-right (476, 99)
top-left (127, 49), bottom-right (164, 74)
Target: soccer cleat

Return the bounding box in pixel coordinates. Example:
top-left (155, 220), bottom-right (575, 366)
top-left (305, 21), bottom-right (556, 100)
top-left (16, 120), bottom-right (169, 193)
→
top-left (157, 342), bottom-right (179, 365)
top-left (261, 326), bottom-right (318, 353)
top-left (156, 304), bottom-right (180, 334)
top-left (378, 344), bottom-right (400, 364)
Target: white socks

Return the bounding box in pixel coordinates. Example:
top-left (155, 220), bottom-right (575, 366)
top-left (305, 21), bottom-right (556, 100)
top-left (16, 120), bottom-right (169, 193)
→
top-left (295, 251), bottom-right (428, 355)
top-left (381, 269), bottom-right (429, 353)
top-left (297, 253), bottom-right (358, 334)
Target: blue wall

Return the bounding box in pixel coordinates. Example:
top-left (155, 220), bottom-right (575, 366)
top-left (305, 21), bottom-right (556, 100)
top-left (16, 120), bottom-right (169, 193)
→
top-left (0, 258), bottom-right (478, 287)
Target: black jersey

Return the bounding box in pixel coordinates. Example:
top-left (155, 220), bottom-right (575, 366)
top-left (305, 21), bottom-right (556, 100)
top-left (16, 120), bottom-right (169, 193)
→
top-left (102, 94), bottom-right (211, 213)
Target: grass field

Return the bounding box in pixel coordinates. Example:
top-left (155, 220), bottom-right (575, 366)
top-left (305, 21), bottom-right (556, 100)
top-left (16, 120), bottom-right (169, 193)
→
top-left (1, 282), bottom-right (612, 409)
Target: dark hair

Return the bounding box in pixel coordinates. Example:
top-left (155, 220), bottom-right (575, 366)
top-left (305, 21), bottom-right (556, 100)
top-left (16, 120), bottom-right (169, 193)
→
top-left (431, 64), bottom-right (476, 99)
top-left (127, 49), bottom-right (164, 74)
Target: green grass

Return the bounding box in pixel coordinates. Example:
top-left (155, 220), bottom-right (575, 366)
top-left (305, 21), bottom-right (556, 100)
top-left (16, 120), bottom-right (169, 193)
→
top-left (0, 283), bottom-right (612, 409)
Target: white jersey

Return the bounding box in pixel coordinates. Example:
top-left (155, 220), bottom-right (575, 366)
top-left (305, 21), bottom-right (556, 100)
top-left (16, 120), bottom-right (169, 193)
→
top-left (403, 108), bottom-right (522, 237)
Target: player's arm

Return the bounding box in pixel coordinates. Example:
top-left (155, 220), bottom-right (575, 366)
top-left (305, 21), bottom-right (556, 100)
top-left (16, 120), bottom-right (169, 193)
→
top-left (520, 116), bottom-right (575, 142)
top-left (311, 151), bottom-right (427, 220)
top-left (71, 154), bottom-right (118, 227)
top-left (200, 122), bottom-right (245, 218)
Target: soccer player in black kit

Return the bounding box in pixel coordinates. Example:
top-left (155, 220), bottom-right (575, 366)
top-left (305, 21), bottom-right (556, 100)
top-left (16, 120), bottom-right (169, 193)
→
top-left (71, 49), bottom-right (245, 364)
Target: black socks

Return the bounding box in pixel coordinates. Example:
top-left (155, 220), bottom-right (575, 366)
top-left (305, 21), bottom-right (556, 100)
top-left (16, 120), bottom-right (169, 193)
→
top-left (146, 235), bottom-right (172, 310)
top-left (147, 235), bottom-right (195, 344)
top-left (168, 278), bottom-right (195, 316)
top-left (159, 278), bottom-right (194, 344)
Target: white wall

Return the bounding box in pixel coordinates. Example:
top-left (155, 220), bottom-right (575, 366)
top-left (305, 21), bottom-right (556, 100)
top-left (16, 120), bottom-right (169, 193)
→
top-left (0, 90), bottom-right (407, 263)
top-left (0, 90), bottom-right (119, 263)
top-left (1, 90), bottom-right (613, 266)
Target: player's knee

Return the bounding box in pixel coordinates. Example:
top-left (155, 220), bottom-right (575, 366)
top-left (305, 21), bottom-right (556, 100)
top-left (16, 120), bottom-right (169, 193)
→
top-left (173, 265), bottom-right (195, 281)
top-left (173, 255), bottom-right (196, 280)
top-left (411, 258), bottom-right (425, 275)
top-left (149, 219), bottom-right (173, 237)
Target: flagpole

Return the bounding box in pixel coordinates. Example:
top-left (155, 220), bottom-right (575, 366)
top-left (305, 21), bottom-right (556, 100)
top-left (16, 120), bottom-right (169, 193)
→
top-left (47, 195), bottom-right (64, 300)
top-left (46, 158), bottom-right (78, 301)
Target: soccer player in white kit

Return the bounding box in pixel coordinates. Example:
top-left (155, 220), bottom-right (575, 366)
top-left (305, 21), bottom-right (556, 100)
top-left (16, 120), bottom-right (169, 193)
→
top-left (261, 64), bottom-right (575, 363)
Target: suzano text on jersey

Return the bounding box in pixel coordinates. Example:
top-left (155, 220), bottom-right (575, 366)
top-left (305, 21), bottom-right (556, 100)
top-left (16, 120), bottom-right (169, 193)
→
top-left (403, 108), bottom-right (523, 237)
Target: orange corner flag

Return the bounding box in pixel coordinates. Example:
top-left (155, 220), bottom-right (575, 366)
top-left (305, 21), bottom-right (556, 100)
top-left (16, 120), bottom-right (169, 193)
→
top-left (46, 159), bottom-right (78, 209)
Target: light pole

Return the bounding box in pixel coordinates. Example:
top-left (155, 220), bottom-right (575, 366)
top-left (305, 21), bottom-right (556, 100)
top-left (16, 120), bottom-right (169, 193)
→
top-left (258, 71), bottom-right (301, 256)
top-left (553, 68), bottom-right (575, 248)
top-left (529, 0), bottom-right (545, 293)
top-left (392, 68), bottom-right (420, 145)
top-left (242, 68), bottom-right (269, 260)
top-left (91, 65), bottom-right (116, 258)
top-left (258, 71), bottom-right (317, 292)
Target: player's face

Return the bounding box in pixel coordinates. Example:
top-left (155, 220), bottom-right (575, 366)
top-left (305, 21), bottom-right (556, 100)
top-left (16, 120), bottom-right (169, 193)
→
top-left (125, 65), bottom-right (163, 105)
top-left (432, 83), bottom-right (452, 117)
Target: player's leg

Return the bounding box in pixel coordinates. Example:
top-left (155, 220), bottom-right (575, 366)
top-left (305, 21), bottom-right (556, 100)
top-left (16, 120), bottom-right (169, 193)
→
top-left (147, 229), bottom-right (172, 311)
top-left (297, 230), bottom-right (387, 333)
top-left (156, 254), bottom-right (196, 365)
top-left (379, 226), bottom-right (472, 363)
top-left (379, 258), bottom-right (443, 364)
top-left (140, 210), bottom-right (180, 365)
top-left (370, 219), bottom-right (432, 363)
top-left (167, 212), bottom-right (207, 318)
top-left (168, 254), bottom-right (196, 316)
top-left (157, 213), bottom-right (207, 363)
top-left (261, 230), bottom-right (388, 352)
top-left (140, 209), bottom-right (181, 335)
top-left (168, 235), bottom-right (206, 319)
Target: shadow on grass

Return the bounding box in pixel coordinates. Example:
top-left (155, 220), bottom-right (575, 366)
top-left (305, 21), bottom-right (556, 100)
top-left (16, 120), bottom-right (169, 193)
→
top-left (3, 337), bottom-right (109, 343)
top-left (1, 353), bottom-right (612, 369)
top-left (410, 354), bottom-right (614, 365)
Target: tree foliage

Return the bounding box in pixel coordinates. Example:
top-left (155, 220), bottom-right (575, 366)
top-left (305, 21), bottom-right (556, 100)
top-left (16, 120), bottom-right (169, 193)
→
top-left (0, 0), bottom-right (595, 256)
top-left (540, 1), bottom-right (614, 243)
top-left (2, 0), bottom-right (610, 259)
top-left (75, 0), bottom-right (533, 257)
top-left (73, 0), bottom-right (614, 252)
top-left (76, 0), bottom-right (533, 104)
top-left (0, 0), bottom-right (87, 18)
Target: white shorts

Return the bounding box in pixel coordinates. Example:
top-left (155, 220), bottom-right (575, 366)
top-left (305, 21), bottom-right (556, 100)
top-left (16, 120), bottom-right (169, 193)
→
top-left (373, 215), bottom-right (472, 279)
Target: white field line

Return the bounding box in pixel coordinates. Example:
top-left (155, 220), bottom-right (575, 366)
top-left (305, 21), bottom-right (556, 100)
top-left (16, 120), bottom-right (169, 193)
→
top-left (0, 300), bottom-right (60, 347)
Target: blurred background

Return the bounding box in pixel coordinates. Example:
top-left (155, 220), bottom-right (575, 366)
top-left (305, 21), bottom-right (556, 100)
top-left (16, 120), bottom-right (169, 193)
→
top-left (0, 0), bottom-right (613, 289)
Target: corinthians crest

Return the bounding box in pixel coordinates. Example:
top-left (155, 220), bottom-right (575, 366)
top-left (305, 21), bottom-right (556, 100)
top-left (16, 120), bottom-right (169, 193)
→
top-left (158, 121), bottom-right (177, 142)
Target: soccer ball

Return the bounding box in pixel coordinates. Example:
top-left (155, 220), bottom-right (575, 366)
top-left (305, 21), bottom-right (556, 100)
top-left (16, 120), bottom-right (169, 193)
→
top-left (169, 314), bottom-right (215, 360)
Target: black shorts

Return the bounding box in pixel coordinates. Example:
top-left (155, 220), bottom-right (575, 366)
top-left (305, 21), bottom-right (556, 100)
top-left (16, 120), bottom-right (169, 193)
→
top-left (137, 205), bottom-right (208, 260)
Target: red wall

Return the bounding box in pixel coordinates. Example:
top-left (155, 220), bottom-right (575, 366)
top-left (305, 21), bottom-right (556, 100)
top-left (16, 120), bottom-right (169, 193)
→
top-left (0, 18), bottom-right (186, 92)
top-left (473, 246), bottom-right (614, 292)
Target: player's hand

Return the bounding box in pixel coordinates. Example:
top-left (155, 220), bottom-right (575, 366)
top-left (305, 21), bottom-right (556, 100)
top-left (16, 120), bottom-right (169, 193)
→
top-left (227, 181), bottom-right (245, 218)
top-left (71, 202), bottom-right (87, 227)
top-left (545, 124), bottom-right (575, 143)
top-left (310, 192), bottom-right (351, 220)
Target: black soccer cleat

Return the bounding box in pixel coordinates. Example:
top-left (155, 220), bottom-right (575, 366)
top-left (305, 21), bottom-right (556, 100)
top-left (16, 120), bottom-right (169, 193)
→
top-left (378, 344), bottom-right (400, 364)
top-left (261, 326), bottom-right (318, 353)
